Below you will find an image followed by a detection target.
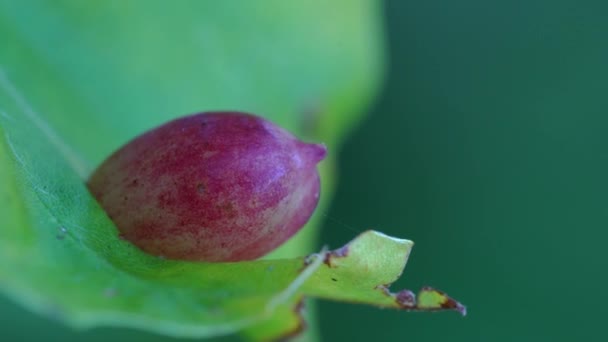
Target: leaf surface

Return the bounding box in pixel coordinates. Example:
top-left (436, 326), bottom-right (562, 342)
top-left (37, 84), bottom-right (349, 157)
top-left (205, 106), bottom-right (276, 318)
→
top-left (0, 1), bottom-right (463, 340)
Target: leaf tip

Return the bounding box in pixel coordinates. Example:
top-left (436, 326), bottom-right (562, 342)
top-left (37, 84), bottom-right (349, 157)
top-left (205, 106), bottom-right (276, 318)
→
top-left (418, 287), bottom-right (467, 316)
top-left (367, 230), bottom-right (414, 247)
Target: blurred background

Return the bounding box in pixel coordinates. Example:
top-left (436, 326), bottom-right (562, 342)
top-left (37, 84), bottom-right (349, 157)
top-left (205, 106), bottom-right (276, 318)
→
top-left (320, 0), bottom-right (608, 341)
top-left (2, 0), bottom-right (608, 341)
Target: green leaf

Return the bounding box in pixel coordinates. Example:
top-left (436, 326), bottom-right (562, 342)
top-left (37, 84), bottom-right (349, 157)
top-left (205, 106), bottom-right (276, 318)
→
top-left (0, 98), bottom-right (464, 340)
top-left (0, 1), bottom-right (464, 340)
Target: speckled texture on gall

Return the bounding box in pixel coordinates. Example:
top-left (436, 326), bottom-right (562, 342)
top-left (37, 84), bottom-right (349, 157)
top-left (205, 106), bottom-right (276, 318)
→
top-left (88, 112), bottom-right (326, 261)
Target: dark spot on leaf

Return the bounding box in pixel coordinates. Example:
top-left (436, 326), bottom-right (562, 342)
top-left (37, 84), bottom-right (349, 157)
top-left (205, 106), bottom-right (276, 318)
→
top-left (303, 254), bottom-right (316, 266)
top-left (331, 277), bottom-right (338, 282)
top-left (130, 178), bottom-right (138, 186)
top-left (395, 289), bottom-right (416, 307)
top-left (376, 285), bottom-right (467, 315)
top-left (420, 286), bottom-right (468, 316)
top-left (56, 226), bottom-right (67, 240)
top-left (323, 245), bottom-right (349, 267)
top-left (376, 285), bottom-right (416, 309)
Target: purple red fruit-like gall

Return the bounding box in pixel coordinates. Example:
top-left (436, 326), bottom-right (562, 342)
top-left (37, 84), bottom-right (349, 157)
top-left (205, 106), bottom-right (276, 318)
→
top-left (87, 112), bottom-right (326, 262)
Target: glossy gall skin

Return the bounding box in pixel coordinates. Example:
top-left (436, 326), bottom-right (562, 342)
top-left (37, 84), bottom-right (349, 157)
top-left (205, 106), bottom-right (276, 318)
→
top-left (87, 112), bottom-right (326, 261)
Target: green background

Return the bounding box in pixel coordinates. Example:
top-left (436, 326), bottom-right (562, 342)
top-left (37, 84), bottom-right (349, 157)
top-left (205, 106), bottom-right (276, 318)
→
top-left (2, 0), bottom-right (607, 341)
top-left (321, 0), bottom-right (608, 341)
